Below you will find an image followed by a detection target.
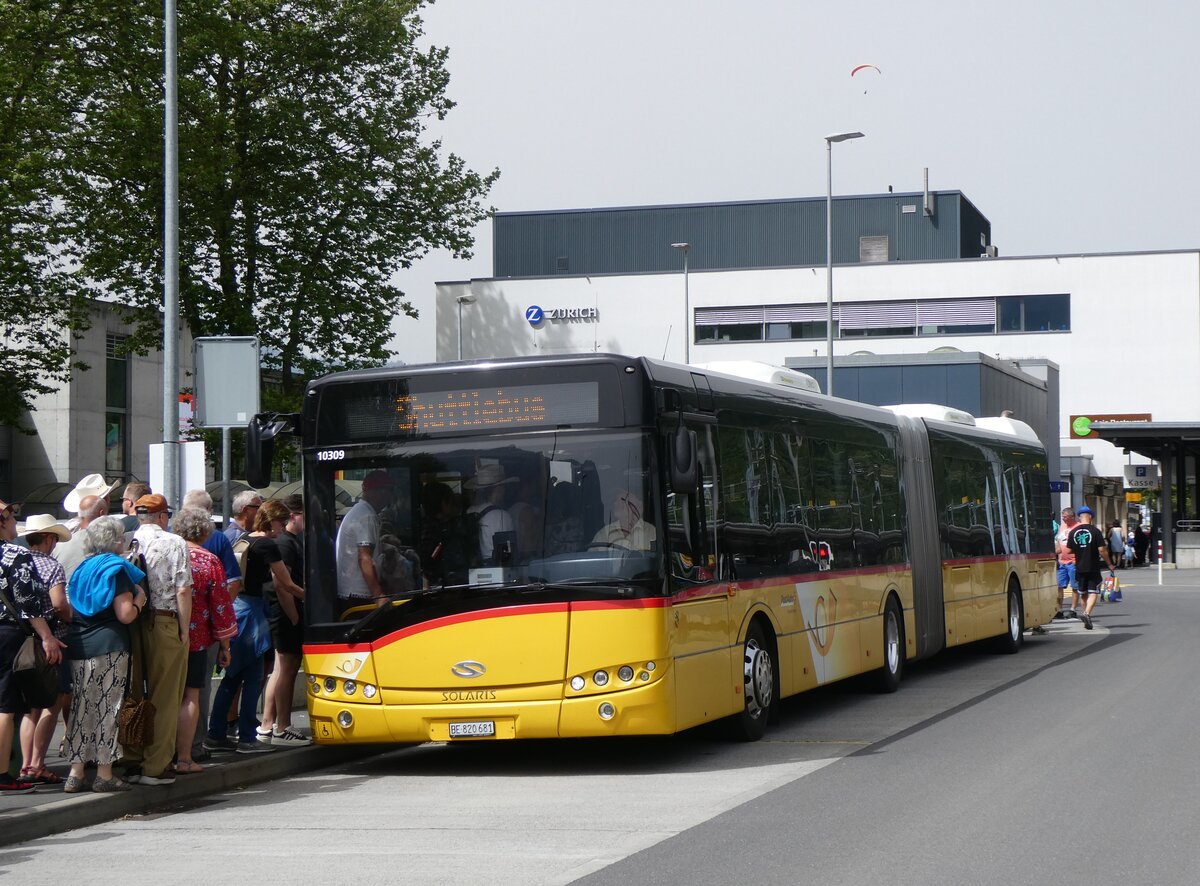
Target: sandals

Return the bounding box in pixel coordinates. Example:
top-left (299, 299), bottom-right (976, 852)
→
top-left (19, 766), bottom-right (63, 786)
top-left (171, 760), bottom-right (204, 774)
top-left (63, 775), bottom-right (92, 793)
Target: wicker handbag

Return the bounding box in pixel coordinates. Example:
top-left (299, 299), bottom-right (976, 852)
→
top-left (117, 623), bottom-right (154, 750)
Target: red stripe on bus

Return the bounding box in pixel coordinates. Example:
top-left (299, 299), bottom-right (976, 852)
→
top-left (307, 602), bottom-right (570, 654)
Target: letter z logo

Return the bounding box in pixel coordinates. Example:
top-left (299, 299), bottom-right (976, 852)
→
top-left (525, 305), bottom-right (544, 326)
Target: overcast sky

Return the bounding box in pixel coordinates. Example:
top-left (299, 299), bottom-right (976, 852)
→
top-left (388, 0), bottom-right (1200, 364)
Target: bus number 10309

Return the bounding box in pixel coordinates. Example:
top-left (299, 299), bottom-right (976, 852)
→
top-left (316, 449), bottom-right (346, 462)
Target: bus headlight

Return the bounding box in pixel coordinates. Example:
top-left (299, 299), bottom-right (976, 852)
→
top-left (570, 676), bottom-right (586, 691)
top-left (310, 681), bottom-right (320, 695)
top-left (343, 680), bottom-right (357, 695)
top-left (323, 677), bottom-right (337, 693)
top-left (617, 666), bottom-right (634, 682)
top-left (593, 670), bottom-right (609, 687)
top-left (337, 710), bottom-right (354, 728)
top-left (598, 702), bottom-right (616, 721)
top-left (362, 684), bottom-right (377, 699)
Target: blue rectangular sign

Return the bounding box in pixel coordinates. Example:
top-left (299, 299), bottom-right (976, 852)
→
top-left (1049, 480), bottom-right (1070, 493)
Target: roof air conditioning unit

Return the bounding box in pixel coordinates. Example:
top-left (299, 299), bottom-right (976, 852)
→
top-left (981, 245), bottom-right (999, 258)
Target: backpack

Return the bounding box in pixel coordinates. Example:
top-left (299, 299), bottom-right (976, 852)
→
top-left (124, 537), bottom-right (151, 601)
top-left (232, 536), bottom-right (251, 578)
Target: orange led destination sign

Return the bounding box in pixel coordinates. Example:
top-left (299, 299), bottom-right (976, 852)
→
top-left (394, 382), bottom-right (599, 434)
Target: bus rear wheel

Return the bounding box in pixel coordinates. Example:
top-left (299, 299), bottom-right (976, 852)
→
top-left (734, 623), bottom-right (776, 741)
top-left (995, 583), bottom-right (1024, 654)
top-left (876, 597), bottom-right (904, 693)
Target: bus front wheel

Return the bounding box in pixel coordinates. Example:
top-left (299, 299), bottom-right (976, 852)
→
top-left (734, 623), bottom-right (776, 741)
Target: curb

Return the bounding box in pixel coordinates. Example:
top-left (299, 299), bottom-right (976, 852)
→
top-left (0, 744), bottom-right (374, 848)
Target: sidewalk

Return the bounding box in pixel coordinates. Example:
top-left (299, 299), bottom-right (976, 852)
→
top-left (0, 697), bottom-right (376, 848)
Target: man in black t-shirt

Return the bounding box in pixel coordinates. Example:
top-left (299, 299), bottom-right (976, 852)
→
top-left (1065, 506), bottom-right (1115, 630)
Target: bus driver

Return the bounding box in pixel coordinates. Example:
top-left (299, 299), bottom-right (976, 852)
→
top-left (590, 491), bottom-right (656, 551)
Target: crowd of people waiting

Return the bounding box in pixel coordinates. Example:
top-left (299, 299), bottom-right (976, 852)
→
top-left (0, 474), bottom-right (310, 795)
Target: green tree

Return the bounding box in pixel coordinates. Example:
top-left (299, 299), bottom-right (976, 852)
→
top-left (63, 0), bottom-right (497, 403)
top-left (0, 0), bottom-right (92, 428)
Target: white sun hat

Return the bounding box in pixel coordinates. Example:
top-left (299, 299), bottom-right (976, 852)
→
top-left (19, 513), bottom-right (72, 542)
top-left (62, 473), bottom-right (120, 514)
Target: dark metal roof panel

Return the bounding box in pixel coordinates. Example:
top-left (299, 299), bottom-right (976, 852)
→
top-left (493, 192), bottom-right (985, 278)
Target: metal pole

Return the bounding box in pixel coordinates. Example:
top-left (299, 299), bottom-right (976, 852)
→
top-left (682, 250), bottom-right (690, 365)
top-left (457, 299), bottom-right (463, 361)
top-left (161, 0), bottom-right (180, 509)
top-left (825, 139), bottom-right (834, 397)
top-left (222, 427), bottom-right (232, 527)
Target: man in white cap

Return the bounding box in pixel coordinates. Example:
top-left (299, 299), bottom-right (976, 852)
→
top-left (466, 464), bottom-right (517, 564)
top-left (61, 474), bottom-right (119, 532)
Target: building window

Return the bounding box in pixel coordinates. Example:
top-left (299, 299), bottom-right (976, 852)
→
top-left (106, 334), bottom-right (129, 476)
top-left (695, 323), bottom-right (764, 343)
top-left (998, 294), bottom-right (1070, 332)
top-left (766, 321), bottom-right (829, 340)
top-left (696, 294), bottom-right (1070, 344)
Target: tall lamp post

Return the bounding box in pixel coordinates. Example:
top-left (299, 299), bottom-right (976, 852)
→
top-left (456, 294), bottom-right (477, 360)
top-left (824, 131), bottom-right (864, 397)
top-left (671, 242), bottom-right (691, 364)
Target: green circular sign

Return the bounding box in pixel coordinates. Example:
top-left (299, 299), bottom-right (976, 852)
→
top-left (1072, 416), bottom-right (1092, 436)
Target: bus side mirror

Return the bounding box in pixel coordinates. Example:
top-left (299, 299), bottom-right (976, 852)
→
top-left (245, 412), bottom-right (300, 489)
top-left (669, 425), bottom-right (697, 494)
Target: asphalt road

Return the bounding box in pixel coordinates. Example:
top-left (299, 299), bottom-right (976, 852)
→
top-left (2, 569), bottom-right (1194, 886)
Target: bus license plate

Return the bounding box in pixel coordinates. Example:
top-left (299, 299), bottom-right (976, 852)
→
top-left (449, 720), bottom-right (495, 739)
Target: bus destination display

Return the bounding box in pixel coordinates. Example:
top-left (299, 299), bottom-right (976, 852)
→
top-left (395, 382), bottom-right (599, 434)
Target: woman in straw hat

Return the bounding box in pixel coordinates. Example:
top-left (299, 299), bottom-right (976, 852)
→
top-left (17, 516), bottom-right (72, 785)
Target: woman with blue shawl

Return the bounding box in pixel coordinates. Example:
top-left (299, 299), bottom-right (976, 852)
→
top-left (63, 516), bottom-right (148, 793)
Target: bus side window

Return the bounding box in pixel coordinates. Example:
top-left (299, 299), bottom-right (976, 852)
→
top-left (668, 424), bottom-right (721, 584)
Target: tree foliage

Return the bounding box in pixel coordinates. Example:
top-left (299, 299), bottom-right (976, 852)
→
top-left (62, 0), bottom-right (497, 402)
top-left (0, 0), bottom-right (93, 428)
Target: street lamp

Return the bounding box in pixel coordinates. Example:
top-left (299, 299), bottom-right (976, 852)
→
top-left (456, 294), bottom-right (477, 360)
top-left (824, 131), bottom-right (864, 397)
top-left (671, 242), bottom-right (691, 364)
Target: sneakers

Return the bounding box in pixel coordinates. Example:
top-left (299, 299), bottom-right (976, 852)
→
top-left (1082, 613), bottom-right (1094, 630)
top-left (137, 772), bottom-right (176, 786)
top-left (271, 726), bottom-right (312, 747)
top-left (255, 726), bottom-right (274, 741)
top-left (1030, 625), bottom-right (1049, 635)
top-left (123, 766), bottom-right (142, 784)
top-left (236, 739), bottom-right (277, 755)
top-left (0, 775), bottom-right (35, 795)
top-left (203, 734), bottom-right (237, 752)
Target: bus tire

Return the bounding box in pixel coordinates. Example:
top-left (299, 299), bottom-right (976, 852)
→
top-left (995, 582), bottom-right (1024, 654)
top-left (876, 596), bottom-right (904, 693)
top-left (734, 622), bottom-right (776, 742)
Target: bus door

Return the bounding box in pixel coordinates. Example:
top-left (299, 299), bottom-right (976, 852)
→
top-left (667, 423), bottom-right (736, 729)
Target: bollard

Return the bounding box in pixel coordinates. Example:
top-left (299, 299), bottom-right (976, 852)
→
top-left (1158, 539), bottom-right (1163, 586)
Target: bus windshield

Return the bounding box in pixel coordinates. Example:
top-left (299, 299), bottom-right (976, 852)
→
top-left (308, 430), bottom-right (662, 609)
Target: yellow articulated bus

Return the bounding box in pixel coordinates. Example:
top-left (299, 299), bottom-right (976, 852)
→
top-left (246, 354), bottom-right (1056, 743)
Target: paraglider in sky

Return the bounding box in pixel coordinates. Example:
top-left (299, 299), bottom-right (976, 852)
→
top-left (851, 64), bottom-right (881, 93)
